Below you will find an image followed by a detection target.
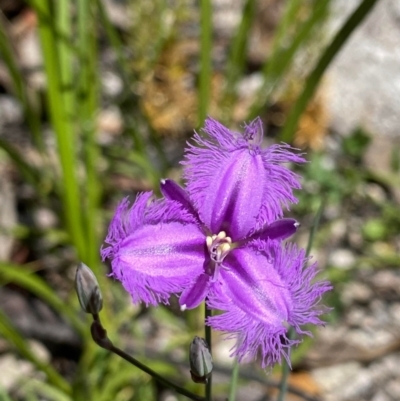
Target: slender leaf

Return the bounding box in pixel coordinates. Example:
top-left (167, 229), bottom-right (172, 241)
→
top-left (0, 14), bottom-right (43, 151)
top-left (248, 0), bottom-right (330, 119)
top-left (0, 309), bottom-right (71, 395)
top-left (224, 0), bottom-right (256, 95)
top-left (23, 380), bottom-right (72, 401)
top-left (280, 0), bottom-right (380, 142)
top-left (32, 0), bottom-right (87, 259)
top-left (0, 263), bottom-right (85, 335)
top-left (199, 0), bottom-right (212, 124)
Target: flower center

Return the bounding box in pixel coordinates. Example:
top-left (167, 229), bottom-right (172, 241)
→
top-left (206, 231), bottom-right (232, 281)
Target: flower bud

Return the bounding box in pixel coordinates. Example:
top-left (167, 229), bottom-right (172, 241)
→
top-left (75, 262), bottom-right (103, 314)
top-left (189, 336), bottom-right (213, 384)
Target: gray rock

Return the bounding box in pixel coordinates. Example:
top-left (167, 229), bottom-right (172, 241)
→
top-left (0, 95), bottom-right (23, 126)
top-left (326, 0), bottom-right (400, 188)
top-left (329, 248), bottom-right (356, 269)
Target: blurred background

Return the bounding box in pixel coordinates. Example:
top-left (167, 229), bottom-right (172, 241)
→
top-left (0, 0), bottom-right (399, 400)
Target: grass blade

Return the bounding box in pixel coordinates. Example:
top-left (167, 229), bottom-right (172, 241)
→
top-left (0, 138), bottom-right (42, 191)
top-left (223, 0), bottom-right (256, 98)
top-left (0, 14), bottom-right (44, 152)
top-left (280, 0), bottom-right (380, 142)
top-left (248, 0), bottom-right (330, 119)
top-left (0, 262), bottom-right (85, 335)
top-left (31, 0), bottom-right (87, 259)
top-left (77, 0), bottom-right (101, 271)
top-left (199, 0), bottom-right (212, 124)
top-left (0, 309), bottom-right (72, 395)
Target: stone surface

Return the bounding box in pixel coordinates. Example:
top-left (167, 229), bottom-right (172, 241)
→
top-left (308, 268), bottom-right (400, 401)
top-left (326, 0), bottom-right (400, 187)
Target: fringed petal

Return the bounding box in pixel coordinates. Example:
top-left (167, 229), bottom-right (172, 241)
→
top-left (183, 117), bottom-right (306, 239)
top-left (207, 302), bottom-right (299, 368)
top-left (219, 248), bottom-right (293, 326)
top-left (101, 194), bottom-right (206, 306)
top-left (257, 144), bottom-right (306, 226)
top-left (207, 240), bottom-right (331, 367)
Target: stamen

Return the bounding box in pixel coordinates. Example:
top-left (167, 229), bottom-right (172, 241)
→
top-left (220, 243), bottom-right (231, 254)
top-left (206, 231), bottom-right (232, 266)
top-left (216, 231), bottom-right (226, 240)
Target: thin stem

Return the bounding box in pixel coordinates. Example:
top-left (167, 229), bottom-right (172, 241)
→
top-left (33, 0), bottom-right (87, 259)
top-left (199, 0), bottom-right (212, 125)
top-left (78, 0), bottom-right (101, 272)
top-left (248, 0), bottom-right (329, 120)
top-left (276, 359), bottom-right (290, 401)
top-left (109, 345), bottom-right (204, 401)
top-left (0, 13), bottom-right (44, 153)
top-left (276, 328), bottom-right (295, 401)
top-left (306, 198), bottom-right (325, 258)
top-left (205, 306), bottom-right (212, 401)
top-left (228, 358), bottom-right (240, 401)
top-left (280, 0), bottom-right (380, 142)
top-left (91, 316), bottom-right (204, 401)
top-left (222, 0), bottom-right (256, 112)
top-left (95, 0), bottom-right (133, 85)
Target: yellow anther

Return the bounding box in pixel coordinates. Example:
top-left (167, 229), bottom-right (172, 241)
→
top-left (206, 232), bottom-right (233, 264)
top-left (217, 231), bottom-right (227, 240)
top-left (220, 243), bottom-right (231, 254)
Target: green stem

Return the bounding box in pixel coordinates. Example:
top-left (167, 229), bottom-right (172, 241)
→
top-left (91, 316), bottom-right (204, 401)
top-left (109, 345), bottom-right (204, 401)
top-left (248, 0), bottom-right (329, 119)
top-left (95, 0), bottom-right (133, 85)
top-left (223, 0), bottom-right (256, 103)
top-left (306, 198), bottom-right (325, 258)
top-left (228, 359), bottom-right (240, 401)
top-left (199, 0), bottom-right (212, 124)
top-left (280, 0), bottom-right (380, 143)
top-left (56, 0), bottom-right (74, 129)
top-left (205, 306), bottom-right (212, 401)
top-left (77, 0), bottom-right (101, 271)
top-left (0, 14), bottom-right (44, 152)
top-left (33, 0), bottom-right (87, 259)
top-left (276, 356), bottom-right (291, 401)
top-left (276, 328), bottom-right (295, 401)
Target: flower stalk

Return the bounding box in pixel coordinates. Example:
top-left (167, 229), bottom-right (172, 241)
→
top-left (91, 313), bottom-right (205, 401)
top-left (205, 305), bottom-right (212, 401)
top-left (276, 328), bottom-right (295, 401)
top-left (228, 359), bottom-right (240, 401)
top-left (75, 264), bottom-right (204, 401)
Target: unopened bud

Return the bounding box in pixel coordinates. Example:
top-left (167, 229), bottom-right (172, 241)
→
top-left (75, 262), bottom-right (103, 314)
top-left (189, 336), bottom-right (213, 384)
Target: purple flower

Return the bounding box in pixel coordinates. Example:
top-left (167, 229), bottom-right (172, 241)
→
top-left (101, 117), bottom-right (331, 367)
top-left (101, 180), bottom-right (298, 309)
